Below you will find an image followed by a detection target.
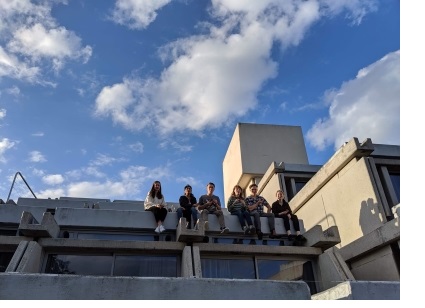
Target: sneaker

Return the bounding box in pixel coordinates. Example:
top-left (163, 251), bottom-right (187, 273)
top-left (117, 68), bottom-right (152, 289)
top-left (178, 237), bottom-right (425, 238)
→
top-left (243, 226), bottom-right (249, 235)
top-left (288, 234), bottom-right (296, 240)
top-left (154, 226), bottom-right (160, 234)
top-left (159, 225), bottom-right (166, 233)
top-left (296, 234), bottom-right (307, 242)
top-left (249, 225), bottom-right (256, 235)
top-left (221, 227), bottom-right (229, 234)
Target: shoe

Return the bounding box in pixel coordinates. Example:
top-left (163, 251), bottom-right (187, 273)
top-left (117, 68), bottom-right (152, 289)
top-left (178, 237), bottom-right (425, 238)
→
top-left (243, 226), bottom-right (249, 235)
top-left (257, 231), bottom-right (263, 240)
top-left (159, 225), bottom-right (166, 233)
top-left (204, 221), bottom-right (209, 231)
top-left (221, 227), bottom-right (229, 234)
top-left (249, 225), bottom-right (256, 235)
top-left (296, 234), bottom-right (307, 242)
top-left (288, 234), bottom-right (296, 240)
top-left (154, 226), bottom-right (160, 234)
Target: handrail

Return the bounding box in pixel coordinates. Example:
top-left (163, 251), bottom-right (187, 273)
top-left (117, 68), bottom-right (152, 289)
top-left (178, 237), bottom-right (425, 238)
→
top-left (6, 171), bottom-right (37, 202)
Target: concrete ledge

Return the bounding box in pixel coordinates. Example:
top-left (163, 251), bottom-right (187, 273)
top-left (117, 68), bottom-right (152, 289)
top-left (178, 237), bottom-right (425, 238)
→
top-left (0, 273), bottom-right (312, 299)
top-left (18, 212), bottom-right (60, 238)
top-left (312, 281), bottom-right (400, 300)
top-left (304, 225), bottom-right (341, 250)
top-left (176, 217), bottom-right (207, 242)
top-left (339, 218), bottom-right (399, 262)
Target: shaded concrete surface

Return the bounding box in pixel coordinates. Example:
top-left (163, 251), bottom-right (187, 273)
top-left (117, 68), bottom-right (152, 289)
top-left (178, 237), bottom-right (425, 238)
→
top-left (0, 273), bottom-right (311, 300)
top-left (311, 281), bottom-right (400, 300)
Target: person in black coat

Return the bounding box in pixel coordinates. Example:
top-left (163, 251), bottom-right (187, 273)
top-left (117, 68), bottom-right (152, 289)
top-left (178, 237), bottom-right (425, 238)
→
top-left (177, 184), bottom-right (198, 229)
top-left (271, 190), bottom-right (306, 242)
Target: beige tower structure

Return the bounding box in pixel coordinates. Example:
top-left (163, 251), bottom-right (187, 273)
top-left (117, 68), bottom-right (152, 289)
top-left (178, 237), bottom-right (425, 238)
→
top-left (223, 123), bottom-right (309, 202)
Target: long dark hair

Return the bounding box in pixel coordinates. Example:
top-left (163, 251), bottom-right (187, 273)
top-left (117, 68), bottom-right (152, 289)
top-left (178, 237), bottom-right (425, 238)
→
top-left (231, 185), bottom-right (244, 198)
top-left (149, 181), bottom-right (163, 199)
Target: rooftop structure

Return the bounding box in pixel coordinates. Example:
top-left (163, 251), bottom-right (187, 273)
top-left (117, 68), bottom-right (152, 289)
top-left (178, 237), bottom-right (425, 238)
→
top-left (0, 123), bottom-right (400, 300)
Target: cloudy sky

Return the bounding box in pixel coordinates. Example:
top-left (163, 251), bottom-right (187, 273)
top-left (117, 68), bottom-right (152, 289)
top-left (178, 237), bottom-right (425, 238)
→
top-left (0, 0), bottom-right (400, 204)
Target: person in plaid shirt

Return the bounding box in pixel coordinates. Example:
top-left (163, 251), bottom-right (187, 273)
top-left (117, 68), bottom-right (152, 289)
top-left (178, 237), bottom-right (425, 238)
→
top-left (245, 183), bottom-right (277, 239)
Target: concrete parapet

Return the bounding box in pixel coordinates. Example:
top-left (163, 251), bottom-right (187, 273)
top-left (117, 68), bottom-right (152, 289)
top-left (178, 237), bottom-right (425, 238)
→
top-left (18, 211), bottom-right (60, 238)
top-left (176, 217), bottom-right (207, 242)
top-left (0, 273), bottom-right (312, 299)
top-left (304, 225), bottom-right (341, 250)
top-left (316, 246), bottom-right (355, 292)
top-left (312, 281), bottom-right (400, 300)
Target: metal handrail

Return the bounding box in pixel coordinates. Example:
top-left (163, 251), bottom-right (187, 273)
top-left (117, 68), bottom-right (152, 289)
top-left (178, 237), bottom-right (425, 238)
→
top-left (6, 171), bottom-right (37, 202)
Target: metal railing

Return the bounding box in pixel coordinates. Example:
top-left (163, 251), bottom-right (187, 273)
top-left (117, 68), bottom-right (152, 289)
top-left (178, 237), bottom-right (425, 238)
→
top-left (7, 171), bottom-right (37, 202)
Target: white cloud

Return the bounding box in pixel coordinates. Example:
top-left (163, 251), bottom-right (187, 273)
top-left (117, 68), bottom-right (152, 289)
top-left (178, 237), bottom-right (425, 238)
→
top-left (95, 0), bottom-right (378, 136)
top-left (0, 0), bottom-right (92, 81)
top-left (90, 153), bottom-right (126, 166)
top-left (31, 132), bottom-right (44, 137)
top-left (42, 174), bottom-right (64, 185)
top-left (110, 0), bottom-right (172, 30)
top-left (0, 108), bottom-right (5, 119)
top-left (0, 137), bottom-right (15, 163)
top-left (28, 150), bottom-right (46, 162)
top-left (129, 141), bottom-right (144, 153)
top-left (306, 50), bottom-right (400, 151)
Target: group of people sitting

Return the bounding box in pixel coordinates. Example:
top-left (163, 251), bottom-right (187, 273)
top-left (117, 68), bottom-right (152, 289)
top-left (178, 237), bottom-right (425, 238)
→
top-left (144, 180), bottom-right (306, 242)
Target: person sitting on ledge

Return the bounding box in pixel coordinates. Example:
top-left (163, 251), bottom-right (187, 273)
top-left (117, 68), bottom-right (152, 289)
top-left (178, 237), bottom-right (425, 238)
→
top-left (197, 182), bottom-right (229, 234)
top-left (227, 185), bottom-right (255, 235)
top-left (271, 190), bottom-right (306, 242)
top-left (177, 184), bottom-right (198, 229)
top-left (245, 183), bottom-right (278, 239)
top-left (144, 180), bottom-right (168, 234)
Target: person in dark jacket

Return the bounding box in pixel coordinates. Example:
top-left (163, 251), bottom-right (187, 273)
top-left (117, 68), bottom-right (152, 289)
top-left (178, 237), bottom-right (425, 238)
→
top-left (271, 190), bottom-right (306, 242)
top-left (177, 184), bottom-right (198, 229)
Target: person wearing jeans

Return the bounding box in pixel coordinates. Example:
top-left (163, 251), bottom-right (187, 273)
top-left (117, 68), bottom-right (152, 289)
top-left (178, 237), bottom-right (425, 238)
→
top-left (177, 184), bottom-right (198, 229)
top-left (245, 183), bottom-right (277, 239)
top-left (227, 184), bottom-right (255, 235)
top-left (198, 182), bottom-right (229, 234)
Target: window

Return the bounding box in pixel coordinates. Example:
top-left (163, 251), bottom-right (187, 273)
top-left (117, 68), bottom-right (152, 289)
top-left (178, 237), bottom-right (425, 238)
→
top-left (201, 256), bottom-right (317, 294)
top-left (201, 258), bottom-right (255, 279)
top-left (45, 254), bottom-right (113, 275)
top-left (114, 255), bottom-right (178, 277)
top-left (45, 253), bottom-right (180, 277)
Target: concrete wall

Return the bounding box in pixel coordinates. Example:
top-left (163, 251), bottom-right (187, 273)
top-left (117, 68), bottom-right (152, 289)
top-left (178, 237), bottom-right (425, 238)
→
top-left (294, 157), bottom-right (385, 247)
top-left (0, 273), bottom-right (312, 300)
top-left (223, 123), bottom-right (309, 201)
top-left (312, 281), bottom-right (400, 300)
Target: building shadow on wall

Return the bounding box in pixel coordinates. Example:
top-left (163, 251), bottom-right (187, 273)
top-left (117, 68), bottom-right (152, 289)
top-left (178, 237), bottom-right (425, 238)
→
top-left (359, 198), bottom-right (385, 236)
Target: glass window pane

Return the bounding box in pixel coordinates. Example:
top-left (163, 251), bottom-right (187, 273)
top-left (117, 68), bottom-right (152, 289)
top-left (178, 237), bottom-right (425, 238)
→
top-left (201, 258), bottom-right (255, 279)
top-left (45, 254), bottom-right (113, 275)
top-left (390, 174), bottom-right (400, 202)
top-left (114, 255), bottom-right (178, 277)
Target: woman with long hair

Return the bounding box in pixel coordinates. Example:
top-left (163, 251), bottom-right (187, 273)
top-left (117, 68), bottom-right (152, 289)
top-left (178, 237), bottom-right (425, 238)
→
top-left (144, 180), bottom-right (167, 233)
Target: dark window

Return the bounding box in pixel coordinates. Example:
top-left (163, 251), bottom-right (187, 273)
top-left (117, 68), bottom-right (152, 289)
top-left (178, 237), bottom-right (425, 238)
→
top-left (390, 173), bottom-right (400, 202)
top-left (45, 253), bottom-right (180, 277)
top-left (114, 255), bottom-right (178, 277)
top-left (0, 252), bottom-right (14, 272)
top-left (201, 258), bottom-right (256, 279)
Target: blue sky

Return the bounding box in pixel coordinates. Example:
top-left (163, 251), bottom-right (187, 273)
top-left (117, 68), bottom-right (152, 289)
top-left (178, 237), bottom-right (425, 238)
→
top-left (0, 0), bottom-right (400, 205)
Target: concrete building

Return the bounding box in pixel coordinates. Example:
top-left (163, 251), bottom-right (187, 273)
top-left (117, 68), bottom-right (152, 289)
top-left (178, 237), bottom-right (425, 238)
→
top-left (0, 123), bottom-right (400, 300)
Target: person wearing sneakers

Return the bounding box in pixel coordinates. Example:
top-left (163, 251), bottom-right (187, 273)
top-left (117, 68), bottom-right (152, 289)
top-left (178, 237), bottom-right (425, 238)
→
top-left (177, 184), bottom-right (198, 229)
top-left (227, 185), bottom-right (255, 235)
top-left (271, 190), bottom-right (306, 242)
top-left (198, 182), bottom-right (229, 234)
top-left (144, 180), bottom-right (168, 234)
top-left (245, 183), bottom-right (278, 240)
